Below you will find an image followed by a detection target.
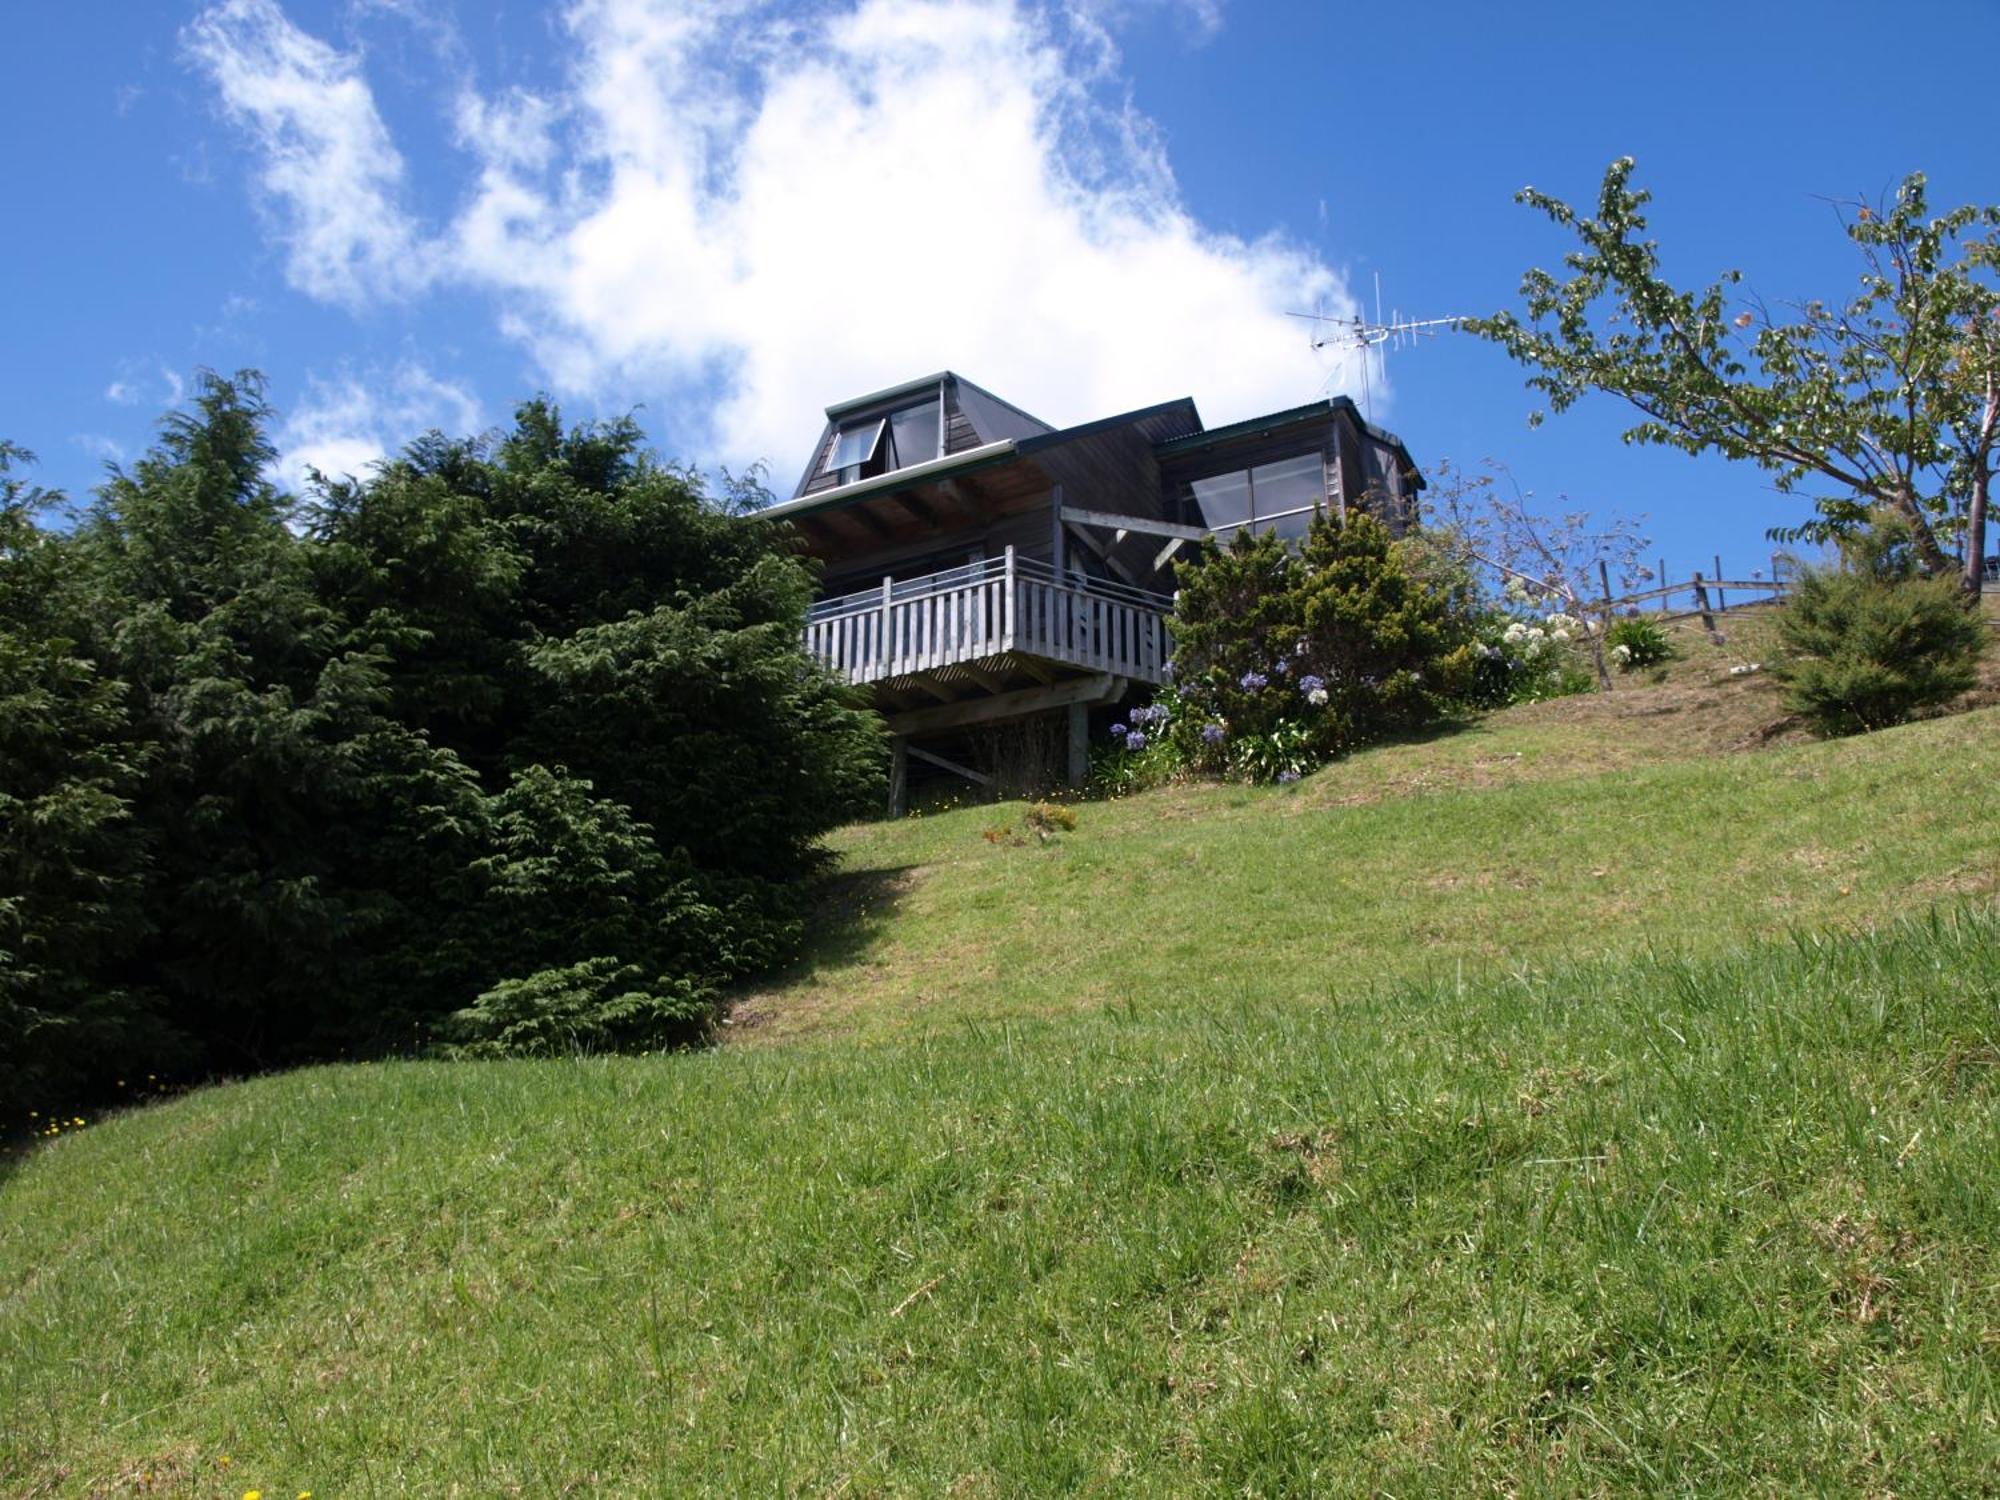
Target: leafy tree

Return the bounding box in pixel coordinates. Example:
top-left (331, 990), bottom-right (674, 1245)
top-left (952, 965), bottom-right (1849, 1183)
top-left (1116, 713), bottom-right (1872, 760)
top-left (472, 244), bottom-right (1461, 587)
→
top-left (0, 446), bottom-right (165, 1108)
top-left (2, 375), bottom-right (884, 1109)
top-left (1426, 458), bottom-right (1652, 690)
top-left (1771, 515), bottom-right (1987, 736)
top-left (1471, 159), bottom-right (2000, 595)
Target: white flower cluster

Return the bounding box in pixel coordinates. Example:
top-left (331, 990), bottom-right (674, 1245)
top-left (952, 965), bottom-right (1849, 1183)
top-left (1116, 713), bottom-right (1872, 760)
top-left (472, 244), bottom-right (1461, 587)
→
top-left (1611, 643), bottom-right (1634, 664)
top-left (1501, 619), bottom-right (1553, 661)
top-left (1306, 686), bottom-right (1329, 706)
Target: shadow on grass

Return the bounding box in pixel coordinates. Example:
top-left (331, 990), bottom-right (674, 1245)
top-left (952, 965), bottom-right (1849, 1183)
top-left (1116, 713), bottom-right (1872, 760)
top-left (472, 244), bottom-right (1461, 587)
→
top-left (721, 863), bottom-right (918, 1031)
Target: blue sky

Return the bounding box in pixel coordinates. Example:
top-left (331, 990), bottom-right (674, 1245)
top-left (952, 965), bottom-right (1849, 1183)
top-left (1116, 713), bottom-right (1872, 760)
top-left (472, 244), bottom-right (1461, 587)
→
top-left (6, 0), bottom-right (1996, 579)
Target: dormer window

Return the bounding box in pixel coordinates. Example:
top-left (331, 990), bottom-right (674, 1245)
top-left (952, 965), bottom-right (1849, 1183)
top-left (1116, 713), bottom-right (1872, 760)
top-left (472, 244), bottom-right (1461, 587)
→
top-left (823, 396), bottom-right (942, 482)
top-left (826, 418), bottom-right (885, 474)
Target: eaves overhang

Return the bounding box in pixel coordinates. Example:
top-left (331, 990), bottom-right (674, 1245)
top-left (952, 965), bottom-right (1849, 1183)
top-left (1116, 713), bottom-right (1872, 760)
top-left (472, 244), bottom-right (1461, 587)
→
top-left (1152, 395), bottom-right (1425, 489)
top-left (756, 439), bottom-right (1019, 522)
top-left (824, 371), bottom-right (953, 420)
top-left (1151, 399), bottom-right (1340, 459)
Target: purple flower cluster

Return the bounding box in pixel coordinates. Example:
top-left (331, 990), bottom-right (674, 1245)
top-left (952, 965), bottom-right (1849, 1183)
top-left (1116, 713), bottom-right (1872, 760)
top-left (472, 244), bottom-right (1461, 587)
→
top-left (1201, 722), bottom-right (1227, 745)
top-left (1124, 730), bottom-right (1148, 751)
top-left (1297, 674), bottom-right (1325, 695)
top-left (1277, 770), bottom-right (1301, 784)
top-left (1108, 722), bottom-right (1127, 739)
top-left (1239, 671), bottom-right (1269, 692)
top-left (1272, 657), bottom-right (1291, 677)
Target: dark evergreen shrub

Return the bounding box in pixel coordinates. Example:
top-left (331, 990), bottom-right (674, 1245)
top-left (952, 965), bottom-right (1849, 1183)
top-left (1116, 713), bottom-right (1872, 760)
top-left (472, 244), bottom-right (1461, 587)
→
top-left (0, 376), bottom-right (885, 1108)
top-left (1771, 520), bottom-right (1987, 736)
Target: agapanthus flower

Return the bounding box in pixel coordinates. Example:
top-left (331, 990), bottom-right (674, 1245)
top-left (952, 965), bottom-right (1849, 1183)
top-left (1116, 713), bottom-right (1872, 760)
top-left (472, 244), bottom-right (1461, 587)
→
top-left (1108, 722), bottom-right (1127, 739)
top-left (1272, 657), bottom-right (1290, 676)
top-left (1124, 730), bottom-right (1148, 751)
top-left (1306, 687), bottom-right (1329, 706)
top-left (1276, 770), bottom-right (1300, 784)
top-left (1239, 671), bottom-right (1269, 691)
top-left (1201, 722), bottom-right (1227, 744)
top-left (1297, 674), bottom-right (1325, 694)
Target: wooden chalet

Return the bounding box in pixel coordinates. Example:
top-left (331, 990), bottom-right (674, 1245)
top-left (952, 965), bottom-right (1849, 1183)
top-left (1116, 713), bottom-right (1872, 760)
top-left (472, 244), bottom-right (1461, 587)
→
top-left (762, 372), bottom-right (1422, 809)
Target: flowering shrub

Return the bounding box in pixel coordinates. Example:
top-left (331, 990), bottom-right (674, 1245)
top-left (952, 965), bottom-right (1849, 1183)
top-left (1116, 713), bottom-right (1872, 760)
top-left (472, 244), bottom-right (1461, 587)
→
top-left (1606, 616), bottom-right (1672, 671)
top-left (1097, 515), bottom-right (1483, 786)
top-left (1463, 609), bottom-right (1600, 705)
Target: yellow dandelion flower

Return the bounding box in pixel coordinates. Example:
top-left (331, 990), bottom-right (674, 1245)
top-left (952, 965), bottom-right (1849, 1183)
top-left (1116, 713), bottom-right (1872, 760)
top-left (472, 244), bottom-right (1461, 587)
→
top-left (244, 1490), bottom-right (262, 1500)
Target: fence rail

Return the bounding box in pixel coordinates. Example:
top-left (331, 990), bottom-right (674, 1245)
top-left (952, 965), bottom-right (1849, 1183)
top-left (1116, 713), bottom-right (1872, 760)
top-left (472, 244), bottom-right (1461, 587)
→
top-left (803, 546), bottom-right (1169, 687)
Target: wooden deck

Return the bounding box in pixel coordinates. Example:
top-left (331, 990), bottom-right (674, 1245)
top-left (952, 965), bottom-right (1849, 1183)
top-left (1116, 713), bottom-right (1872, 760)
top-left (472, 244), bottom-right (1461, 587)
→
top-left (803, 547), bottom-right (1169, 691)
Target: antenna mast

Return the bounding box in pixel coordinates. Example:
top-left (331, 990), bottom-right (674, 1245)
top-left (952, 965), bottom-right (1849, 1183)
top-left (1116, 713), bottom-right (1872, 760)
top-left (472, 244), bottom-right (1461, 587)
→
top-left (1290, 290), bottom-right (1467, 421)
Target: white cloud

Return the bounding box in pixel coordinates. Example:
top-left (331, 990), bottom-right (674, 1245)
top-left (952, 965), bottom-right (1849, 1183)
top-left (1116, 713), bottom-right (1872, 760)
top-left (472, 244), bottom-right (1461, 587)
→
top-left (72, 433), bottom-right (127, 465)
top-left (275, 362), bottom-right (485, 490)
top-left (193, 0), bottom-right (1367, 476)
top-left (105, 363), bottom-right (189, 410)
top-left (183, 0), bottom-right (433, 306)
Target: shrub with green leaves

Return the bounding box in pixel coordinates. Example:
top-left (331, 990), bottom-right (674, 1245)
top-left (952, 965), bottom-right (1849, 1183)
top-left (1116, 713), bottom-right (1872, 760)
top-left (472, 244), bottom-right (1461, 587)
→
top-left (443, 958), bottom-right (709, 1058)
top-left (1606, 615), bottom-right (1672, 672)
top-left (1771, 519), bottom-right (1987, 736)
top-left (1109, 515), bottom-right (1477, 785)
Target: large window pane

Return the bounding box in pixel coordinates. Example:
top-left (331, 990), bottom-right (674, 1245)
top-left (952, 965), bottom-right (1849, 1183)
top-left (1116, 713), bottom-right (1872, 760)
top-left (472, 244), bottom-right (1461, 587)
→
top-left (1250, 453), bottom-right (1323, 521)
top-left (887, 400), bottom-right (940, 470)
top-left (1264, 507), bottom-right (1315, 543)
top-left (1191, 470), bottom-right (1251, 531)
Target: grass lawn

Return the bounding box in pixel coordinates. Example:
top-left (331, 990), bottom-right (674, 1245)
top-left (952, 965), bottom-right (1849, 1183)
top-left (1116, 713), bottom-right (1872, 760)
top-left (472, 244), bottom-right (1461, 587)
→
top-left (3, 619), bottom-right (1997, 1495)
top-left (732, 695), bottom-right (1998, 1046)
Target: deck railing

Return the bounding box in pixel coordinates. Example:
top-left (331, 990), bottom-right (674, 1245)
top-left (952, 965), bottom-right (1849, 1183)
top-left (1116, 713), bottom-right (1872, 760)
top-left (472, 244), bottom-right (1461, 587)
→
top-left (803, 547), bottom-right (1170, 686)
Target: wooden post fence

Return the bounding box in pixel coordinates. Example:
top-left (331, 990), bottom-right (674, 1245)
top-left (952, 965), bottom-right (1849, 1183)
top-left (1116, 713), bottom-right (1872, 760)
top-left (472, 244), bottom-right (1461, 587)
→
top-left (1691, 571), bottom-right (1720, 642)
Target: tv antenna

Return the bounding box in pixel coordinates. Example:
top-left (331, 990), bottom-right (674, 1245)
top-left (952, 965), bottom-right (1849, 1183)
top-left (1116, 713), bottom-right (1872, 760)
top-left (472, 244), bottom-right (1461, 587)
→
top-left (1291, 273), bottom-right (1466, 421)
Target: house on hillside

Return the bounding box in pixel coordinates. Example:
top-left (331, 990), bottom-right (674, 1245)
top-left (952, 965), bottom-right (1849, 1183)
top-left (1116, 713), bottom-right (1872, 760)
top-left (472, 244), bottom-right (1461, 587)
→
top-left (760, 371), bottom-right (1422, 810)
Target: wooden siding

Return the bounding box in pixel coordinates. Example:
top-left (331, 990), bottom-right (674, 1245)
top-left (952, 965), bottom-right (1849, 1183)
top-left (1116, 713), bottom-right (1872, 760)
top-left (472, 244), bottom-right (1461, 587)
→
top-left (943, 382), bottom-right (981, 456)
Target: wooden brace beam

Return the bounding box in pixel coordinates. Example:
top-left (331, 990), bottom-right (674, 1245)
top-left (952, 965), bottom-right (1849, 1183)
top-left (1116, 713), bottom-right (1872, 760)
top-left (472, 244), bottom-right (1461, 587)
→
top-left (906, 744), bottom-right (993, 787)
top-left (1058, 505), bottom-right (1208, 544)
top-left (886, 672), bottom-right (1125, 737)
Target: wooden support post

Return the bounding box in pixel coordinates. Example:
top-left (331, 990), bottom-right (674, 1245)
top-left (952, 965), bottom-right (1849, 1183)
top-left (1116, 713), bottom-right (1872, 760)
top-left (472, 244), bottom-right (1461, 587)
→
top-left (1597, 558), bottom-right (1615, 620)
top-left (1691, 571), bottom-right (1721, 643)
top-left (1067, 702), bottom-right (1089, 789)
top-left (1771, 552), bottom-right (1783, 585)
top-left (887, 735), bottom-right (908, 817)
top-left (1050, 483), bottom-right (1065, 578)
top-left (1659, 557), bottom-right (1668, 612)
top-left (1714, 554), bottom-right (1726, 612)
top-left (880, 575), bottom-right (894, 675)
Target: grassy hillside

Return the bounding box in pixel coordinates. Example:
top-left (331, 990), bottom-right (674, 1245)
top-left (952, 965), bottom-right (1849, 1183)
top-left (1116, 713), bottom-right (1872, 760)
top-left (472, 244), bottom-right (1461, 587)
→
top-left (732, 696), bottom-right (1997, 1045)
top-left (4, 628), bottom-right (1997, 1496)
